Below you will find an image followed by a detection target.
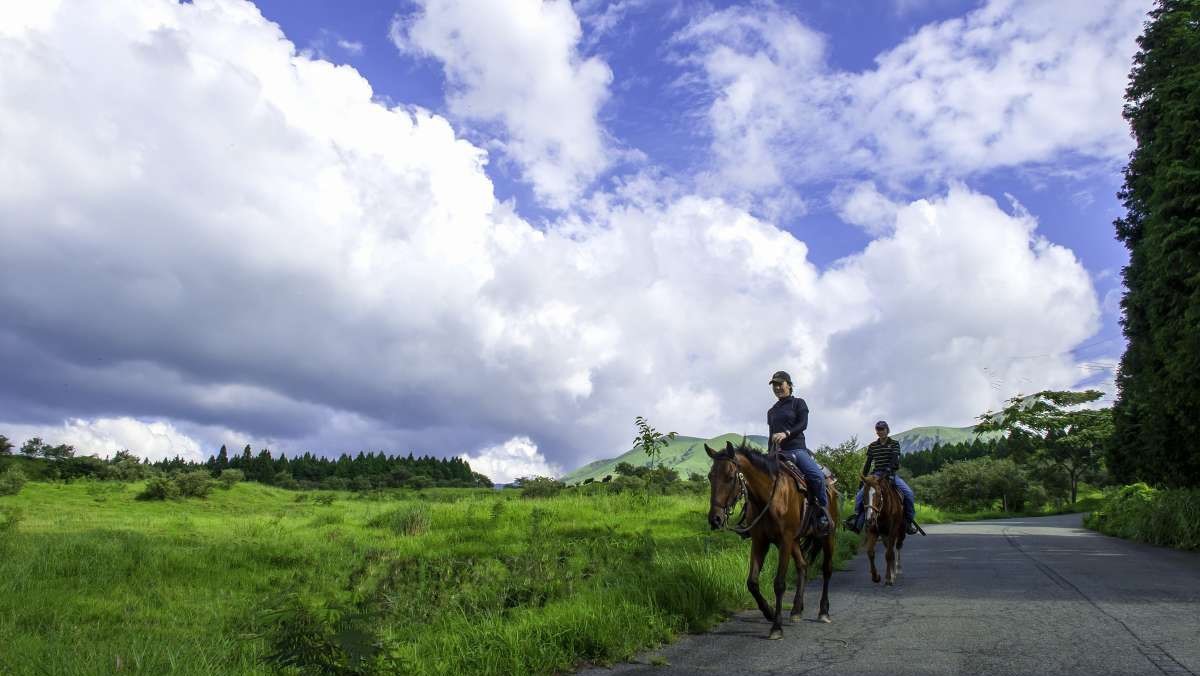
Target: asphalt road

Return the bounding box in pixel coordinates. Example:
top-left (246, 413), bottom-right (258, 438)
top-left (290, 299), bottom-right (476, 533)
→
top-left (583, 514), bottom-right (1200, 676)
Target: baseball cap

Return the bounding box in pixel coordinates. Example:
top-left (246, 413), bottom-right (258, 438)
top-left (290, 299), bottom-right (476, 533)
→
top-left (769, 371), bottom-right (792, 385)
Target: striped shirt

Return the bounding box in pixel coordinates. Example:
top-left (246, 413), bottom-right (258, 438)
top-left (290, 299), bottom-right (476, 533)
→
top-left (862, 436), bottom-right (901, 475)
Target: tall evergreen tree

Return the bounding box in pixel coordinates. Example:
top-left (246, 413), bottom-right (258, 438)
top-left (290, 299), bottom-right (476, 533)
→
top-left (1111, 0), bottom-right (1200, 487)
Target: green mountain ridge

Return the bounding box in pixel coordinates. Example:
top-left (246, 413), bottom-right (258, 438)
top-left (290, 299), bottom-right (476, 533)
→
top-left (560, 425), bottom-right (1000, 484)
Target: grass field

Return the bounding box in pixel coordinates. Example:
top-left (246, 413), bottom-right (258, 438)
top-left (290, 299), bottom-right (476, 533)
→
top-left (0, 480), bottom-right (861, 675)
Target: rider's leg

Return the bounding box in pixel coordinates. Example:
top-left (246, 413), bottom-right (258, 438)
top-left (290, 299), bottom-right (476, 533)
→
top-left (789, 449), bottom-right (830, 533)
top-left (893, 474), bottom-right (918, 534)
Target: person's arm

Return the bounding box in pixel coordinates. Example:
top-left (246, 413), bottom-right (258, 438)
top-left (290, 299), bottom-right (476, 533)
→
top-left (860, 444), bottom-right (873, 478)
top-left (785, 398), bottom-right (809, 440)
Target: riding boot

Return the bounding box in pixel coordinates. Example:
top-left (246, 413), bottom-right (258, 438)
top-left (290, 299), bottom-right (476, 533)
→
top-left (906, 520), bottom-right (919, 535)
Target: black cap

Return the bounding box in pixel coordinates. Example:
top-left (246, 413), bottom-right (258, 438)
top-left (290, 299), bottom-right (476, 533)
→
top-left (769, 371), bottom-right (792, 385)
top-left (875, 420), bottom-right (889, 430)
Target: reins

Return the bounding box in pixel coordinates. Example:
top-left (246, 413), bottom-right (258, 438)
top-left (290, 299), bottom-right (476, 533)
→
top-left (719, 445), bottom-right (782, 536)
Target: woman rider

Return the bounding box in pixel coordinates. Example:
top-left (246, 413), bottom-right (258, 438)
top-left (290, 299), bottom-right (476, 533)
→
top-left (768, 370), bottom-right (830, 535)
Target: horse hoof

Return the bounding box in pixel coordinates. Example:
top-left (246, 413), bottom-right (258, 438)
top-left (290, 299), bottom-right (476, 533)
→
top-left (789, 613), bottom-right (801, 624)
top-left (872, 576), bottom-right (881, 584)
top-left (768, 629), bottom-right (784, 640)
top-left (885, 579), bottom-right (894, 586)
top-left (818, 614), bottom-right (831, 624)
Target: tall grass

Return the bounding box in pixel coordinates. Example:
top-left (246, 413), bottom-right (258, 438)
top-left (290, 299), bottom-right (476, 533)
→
top-left (1085, 483), bottom-right (1200, 550)
top-left (0, 482), bottom-right (855, 675)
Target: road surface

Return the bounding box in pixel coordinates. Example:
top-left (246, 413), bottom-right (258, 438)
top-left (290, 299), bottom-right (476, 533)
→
top-left (583, 513), bottom-right (1200, 676)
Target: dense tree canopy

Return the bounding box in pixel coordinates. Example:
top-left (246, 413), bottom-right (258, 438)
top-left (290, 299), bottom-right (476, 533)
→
top-left (1111, 0), bottom-right (1200, 488)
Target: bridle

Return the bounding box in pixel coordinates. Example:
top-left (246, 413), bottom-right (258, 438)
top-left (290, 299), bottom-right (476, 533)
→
top-left (712, 448), bottom-right (781, 536)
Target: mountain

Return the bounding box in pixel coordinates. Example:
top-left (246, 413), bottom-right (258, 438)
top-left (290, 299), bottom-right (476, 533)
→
top-left (560, 425), bottom-right (1001, 484)
top-left (560, 433), bottom-right (767, 484)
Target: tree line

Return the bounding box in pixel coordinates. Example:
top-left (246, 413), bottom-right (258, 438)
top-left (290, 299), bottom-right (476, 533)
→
top-left (0, 435), bottom-right (493, 490)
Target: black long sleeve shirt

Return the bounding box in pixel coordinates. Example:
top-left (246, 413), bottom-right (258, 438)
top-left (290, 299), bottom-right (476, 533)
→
top-left (767, 395), bottom-right (809, 451)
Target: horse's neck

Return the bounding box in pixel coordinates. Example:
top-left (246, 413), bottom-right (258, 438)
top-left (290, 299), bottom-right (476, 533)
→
top-left (735, 452), bottom-right (776, 504)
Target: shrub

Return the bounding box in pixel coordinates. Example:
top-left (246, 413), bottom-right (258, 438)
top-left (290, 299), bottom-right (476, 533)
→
top-left (517, 476), bottom-right (565, 499)
top-left (218, 469), bottom-right (245, 489)
top-left (366, 506), bottom-right (431, 536)
top-left (254, 593), bottom-right (384, 675)
top-left (175, 470), bottom-right (214, 498)
top-left (1085, 484), bottom-right (1200, 550)
top-left (0, 467), bottom-right (28, 496)
top-left (138, 475), bottom-right (180, 501)
top-left (274, 470), bottom-right (299, 490)
top-left (313, 494), bottom-right (336, 506)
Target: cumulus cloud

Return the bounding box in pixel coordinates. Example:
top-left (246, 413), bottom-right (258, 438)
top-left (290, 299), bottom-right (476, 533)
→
top-left (0, 0), bottom-right (1107, 476)
top-left (391, 0), bottom-right (613, 207)
top-left (834, 181), bottom-right (901, 235)
top-left (459, 436), bottom-right (560, 483)
top-left (675, 0), bottom-right (1149, 197)
top-left (1, 417), bottom-right (208, 462)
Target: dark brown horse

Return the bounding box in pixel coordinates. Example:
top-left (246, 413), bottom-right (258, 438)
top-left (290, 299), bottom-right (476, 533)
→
top-left (860, 473), bottom-right (906, 585)
top-left (706, 441), bottom-right (838, 639)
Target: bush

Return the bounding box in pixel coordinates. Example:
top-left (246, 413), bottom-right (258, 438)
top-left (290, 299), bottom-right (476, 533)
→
top-left (517, 476), bottom-right (565, 499)
top-left (0, 467), bottom-right (28, 496)
top-left (175, 470), bottom-right (214, 498)
top-left (1085, 484), bottom-right (1200, 550)
top-left (366, 505), bottom-right (431, 536)
top-left (218, 469), bottom-right (245, 489)
top-left (274, 470), bottom-right (299, 490)
top-left (138, 475), bottom-right (181, 501)
top-left (911, 457), bottom-right (1028, 512)
top-left (313, 494), bottom-right (336, 506)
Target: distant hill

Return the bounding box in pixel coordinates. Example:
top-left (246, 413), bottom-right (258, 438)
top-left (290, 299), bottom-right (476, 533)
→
top-left (560, 425), bottom-right (1001, 484)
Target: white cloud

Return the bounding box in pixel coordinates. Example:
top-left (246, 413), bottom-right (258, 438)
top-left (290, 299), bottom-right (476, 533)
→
top-left (460, 436), bottom-right (560, 483)
top-left (336, 39), bottom-right (363, 55)
top-left (0, 0), bottom-right (1109, 476)
top-left (675, 0), bottom-right (1150, 197)
top-left (392, 0), bottom-right (613, 207)
top-left (1, 418), bottom-right (207, 462)
top-left (834, 181), bottom-right (901, 235)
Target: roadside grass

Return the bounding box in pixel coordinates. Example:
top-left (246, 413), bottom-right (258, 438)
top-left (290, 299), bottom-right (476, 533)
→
top-left (0, 481), bottom-right (856, 675)
top-left (1084, 483), bottom-right (1200, 551)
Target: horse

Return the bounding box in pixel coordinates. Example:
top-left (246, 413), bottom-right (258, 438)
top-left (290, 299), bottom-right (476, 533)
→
top-left (860, 473), bottom-right (906, 585)
top-left (705, 440), bottom-right (838, 639)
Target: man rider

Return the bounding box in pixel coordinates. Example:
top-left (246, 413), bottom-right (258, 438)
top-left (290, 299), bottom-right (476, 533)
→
top-left (846, 420), bottom-right (918, 535)
top-left (768, 370), bottom-right (831, 536)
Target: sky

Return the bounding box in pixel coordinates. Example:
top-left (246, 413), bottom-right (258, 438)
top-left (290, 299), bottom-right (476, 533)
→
top-left (0, 0), bottom-right (1148, 482)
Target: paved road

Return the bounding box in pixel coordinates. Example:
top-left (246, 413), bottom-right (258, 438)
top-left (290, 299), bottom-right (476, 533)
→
top-left (584, 514), bottom-right (1200, 676)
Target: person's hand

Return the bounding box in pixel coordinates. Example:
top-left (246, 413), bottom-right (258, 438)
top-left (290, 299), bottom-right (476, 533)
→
top-left (770, 432), bottom-right (787, 446)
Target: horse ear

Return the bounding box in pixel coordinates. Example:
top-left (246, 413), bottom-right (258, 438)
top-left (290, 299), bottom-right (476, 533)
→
top-left (725, 440), bottom-right (735, 452)
top-left (704, 444), bottom-right (717, 458)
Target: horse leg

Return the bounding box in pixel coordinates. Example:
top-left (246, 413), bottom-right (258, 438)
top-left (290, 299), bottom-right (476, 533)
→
top-left (746, 536), bottom-right (774, 623)
top-left (769, 535), bottom-right (791, 640)
top-left (817, 534), bottom-right (833, 623)
top-left (866, 530), bottom-right (880, 583)
top-left (790, 540), bottom-right (807, 622)
top-left (884, 534), bottom-right (896, 586)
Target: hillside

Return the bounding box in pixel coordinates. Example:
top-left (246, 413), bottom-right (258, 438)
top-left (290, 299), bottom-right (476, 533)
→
top-left (562, 425), bottom-right (1001, 484)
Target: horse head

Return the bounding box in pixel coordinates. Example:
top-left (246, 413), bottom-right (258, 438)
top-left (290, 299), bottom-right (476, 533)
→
top-left (861, 474), bottom-right (885, 529)
top-left (705, 441), bottom-right (743, 530)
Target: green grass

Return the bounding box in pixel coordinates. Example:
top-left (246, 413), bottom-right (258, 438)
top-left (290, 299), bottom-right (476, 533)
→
top-left (1085, 483), bottom-right (1200, 550)
top-left (0, 481), bottom-right (857, 675)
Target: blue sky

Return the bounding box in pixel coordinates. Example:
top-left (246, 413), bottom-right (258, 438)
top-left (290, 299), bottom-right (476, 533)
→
top-left (0, 0), bottom-right (1147, 481)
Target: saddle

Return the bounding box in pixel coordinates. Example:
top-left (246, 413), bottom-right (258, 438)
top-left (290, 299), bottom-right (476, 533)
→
top-left (778, 458), bottom-right (835, 497)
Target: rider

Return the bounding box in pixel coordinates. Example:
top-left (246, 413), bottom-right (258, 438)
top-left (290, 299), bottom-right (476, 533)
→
top-left (767, 370), bottom-right (830, 535)
top-left (846, 420), bottom-right (918, 535)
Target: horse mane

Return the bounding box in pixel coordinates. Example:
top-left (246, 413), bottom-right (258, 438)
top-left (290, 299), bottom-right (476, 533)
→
top-left (717, 441), bottom-right (778, 475)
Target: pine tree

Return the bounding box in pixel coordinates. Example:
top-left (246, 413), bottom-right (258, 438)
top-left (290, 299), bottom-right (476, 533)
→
top-left (1111, 0), bottom-right (1200, 487)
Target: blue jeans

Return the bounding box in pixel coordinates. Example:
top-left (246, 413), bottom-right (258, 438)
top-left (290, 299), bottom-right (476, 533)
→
top-left (779, 448), bottom-right (827, 508)
top-left (855, 472), bottom-right (915, 522)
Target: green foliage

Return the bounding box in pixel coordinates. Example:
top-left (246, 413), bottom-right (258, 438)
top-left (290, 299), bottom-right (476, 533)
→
top-left (0, 505), bottom-right (23, 534)
top-left (254, 592), bottom-right (384, 675)
top-left (0, 467), bottom-right (28, 496)
top-left (1110, 0), bottom-right (1200, 488)
top-left (517, 476), bottom-right (565, 499)
top-left (219, 468), bottom-right (246, 489)
top-left (0, 435), bottom-right (12, 456)
top-left (366, 505), bottom-right (432, 536)
top-left (19, 437), bottom-right (46, 458)
top-left (812, 437), bottom-right (863, 492)
top-left (1086, 483), bottom-right (1200, 550)
top-left (175, 470), bottom-right (215, 498)
top-left (975, 391), bottom-right (1112, 502)
top-left (314, 493), bottom-right (336, 506)
top-left (633, 416), bottom-right (677, 469)
top-left (107, 450), bottom-right (151, 481)
top-left (902, 438), bottom-right (994, 478)
top-left (911, 457), bottom-right (1029, 512)
top-left (136, 475), bottom-right (180, 501)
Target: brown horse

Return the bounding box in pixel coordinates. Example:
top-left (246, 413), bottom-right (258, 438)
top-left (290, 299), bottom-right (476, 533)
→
top-left (706, 441), bottom-right (838, 639)
top-left (860, 473), bottom-right (906, 585)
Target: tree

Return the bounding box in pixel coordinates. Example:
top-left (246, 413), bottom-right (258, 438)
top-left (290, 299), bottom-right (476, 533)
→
top-left (0, 435), bottom-right (12, 456)
top-left (812, 436), bottom-right (863, 491)
top-left (975, 390), bottom-right (1112, 503)
top-left (633, 416), bottom-right (676, 469)
top-left (42, 443), bottom-right (76, 462)
top-left (1110, 0), bottom-right (1200, 488)
top-left (20, 437), bottom-right (46, 458)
